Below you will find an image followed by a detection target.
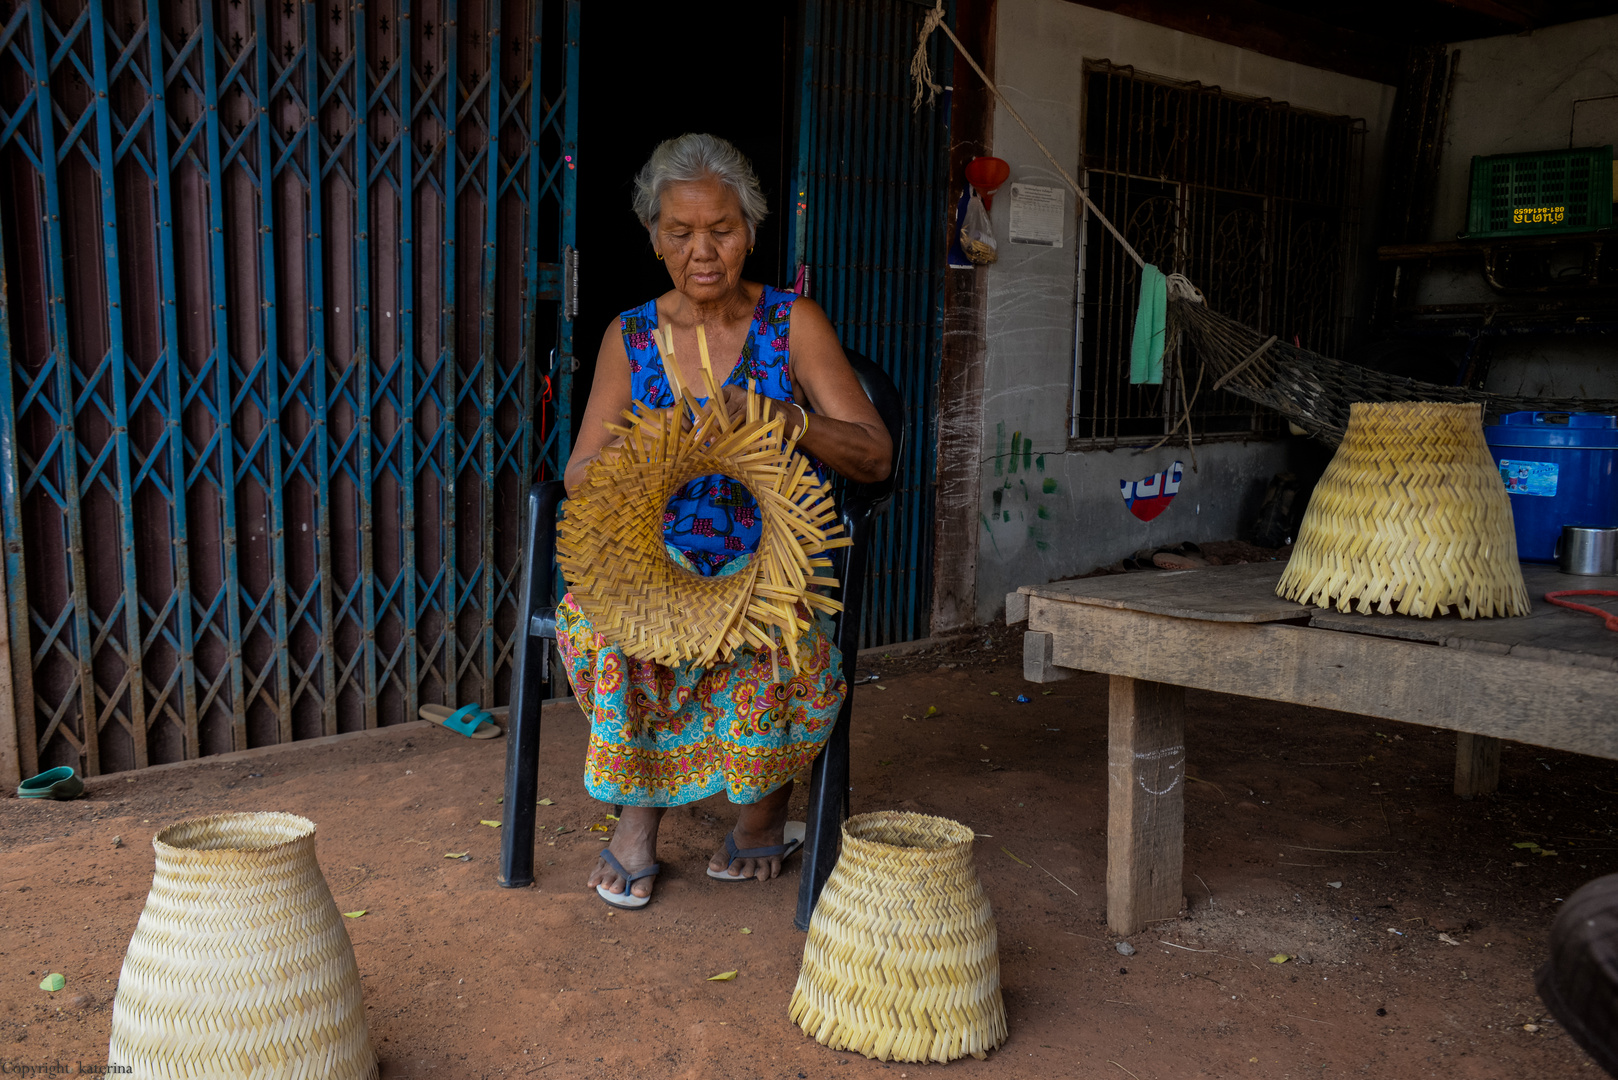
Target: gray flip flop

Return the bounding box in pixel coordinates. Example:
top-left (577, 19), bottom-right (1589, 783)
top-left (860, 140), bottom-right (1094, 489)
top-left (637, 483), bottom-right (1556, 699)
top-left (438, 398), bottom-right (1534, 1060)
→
top-left (707, 820), bottom-right (807, 881)
top-left (595, 849), bottom-right (661, 910)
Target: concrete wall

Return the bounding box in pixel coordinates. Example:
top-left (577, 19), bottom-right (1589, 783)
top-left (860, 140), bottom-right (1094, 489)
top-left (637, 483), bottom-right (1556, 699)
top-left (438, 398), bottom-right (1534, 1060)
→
top-left (970, 0), bottom-right (1397, 623)
top-left (1415, 16), bottom-right (1618, 401)
top-left (976, 437), bottom-right (1298, 628)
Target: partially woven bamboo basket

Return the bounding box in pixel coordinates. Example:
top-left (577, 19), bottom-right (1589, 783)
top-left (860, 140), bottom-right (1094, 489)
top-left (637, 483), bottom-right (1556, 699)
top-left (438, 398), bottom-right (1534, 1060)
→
top-left (1277, 401), bottom-right (1529, 619)
top-left (559, 326), bottom-right (849, 675)
top-left (790, 811), bottom-right (1006, 1063)
top-left (108, 812), bottom-right (377, 1079)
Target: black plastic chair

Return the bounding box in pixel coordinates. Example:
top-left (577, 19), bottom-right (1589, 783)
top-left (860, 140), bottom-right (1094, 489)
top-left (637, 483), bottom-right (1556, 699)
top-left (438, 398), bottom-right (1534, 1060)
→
top-left (498, 351), bottom-right (906, 932)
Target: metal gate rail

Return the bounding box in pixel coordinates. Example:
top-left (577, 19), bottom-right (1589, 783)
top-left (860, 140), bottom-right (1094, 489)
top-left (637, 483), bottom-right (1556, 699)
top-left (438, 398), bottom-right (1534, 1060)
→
top-left (794, 0), bottom-right (951, 648)
top-left (0, 0), bottom-right (577, 777)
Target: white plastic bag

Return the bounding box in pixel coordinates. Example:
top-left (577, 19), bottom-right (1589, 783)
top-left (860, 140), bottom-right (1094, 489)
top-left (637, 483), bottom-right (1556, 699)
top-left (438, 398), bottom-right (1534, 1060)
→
top-left (960, 191), bottom-right (997, 265)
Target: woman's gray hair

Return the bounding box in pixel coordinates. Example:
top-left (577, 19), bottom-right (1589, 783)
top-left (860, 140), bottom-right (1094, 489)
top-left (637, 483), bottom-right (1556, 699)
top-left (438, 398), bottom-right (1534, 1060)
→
top-left (633, 133), bottom-right (768, 240)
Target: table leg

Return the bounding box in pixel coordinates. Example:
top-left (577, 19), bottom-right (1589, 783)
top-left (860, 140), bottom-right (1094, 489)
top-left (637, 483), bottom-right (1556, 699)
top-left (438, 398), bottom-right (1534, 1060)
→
top-left (1108, 675), bottom-right (1185, 936)
top-left (1454, 733), bottom-right (1502, 799)
top-left (1023, 630), bottom-right (1074, 683)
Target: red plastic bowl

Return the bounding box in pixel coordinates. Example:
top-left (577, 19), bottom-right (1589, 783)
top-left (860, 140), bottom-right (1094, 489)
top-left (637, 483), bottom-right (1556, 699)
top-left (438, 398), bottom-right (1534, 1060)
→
top-left (965, 156), bottom-right (1011, 206)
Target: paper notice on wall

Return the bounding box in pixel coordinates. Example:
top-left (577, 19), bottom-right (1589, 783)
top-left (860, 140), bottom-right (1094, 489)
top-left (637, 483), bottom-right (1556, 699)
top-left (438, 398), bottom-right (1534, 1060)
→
top-left (1008, 183), bottom-right (1064, 247)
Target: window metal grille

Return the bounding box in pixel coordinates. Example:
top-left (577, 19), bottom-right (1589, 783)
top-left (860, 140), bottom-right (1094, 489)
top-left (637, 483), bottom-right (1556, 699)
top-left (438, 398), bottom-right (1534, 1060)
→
top-left (1071, 61), bottom-right (1364, 445)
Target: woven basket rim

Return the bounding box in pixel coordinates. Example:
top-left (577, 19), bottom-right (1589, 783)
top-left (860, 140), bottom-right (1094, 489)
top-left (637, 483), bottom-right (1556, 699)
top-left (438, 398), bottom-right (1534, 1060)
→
top-left (562, 436), bottom-right (768, 638)
top-left (1350, 400), bottom-right (1482, 412)
top-left (154, 811), bottom-right (316, 857)
top-left (842, 810), bottom-right (976, 852)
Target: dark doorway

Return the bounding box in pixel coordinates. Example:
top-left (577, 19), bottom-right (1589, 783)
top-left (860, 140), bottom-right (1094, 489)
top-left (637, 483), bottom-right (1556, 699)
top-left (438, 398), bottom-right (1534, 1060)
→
top-left (571, 0), bottom-right (798, 437)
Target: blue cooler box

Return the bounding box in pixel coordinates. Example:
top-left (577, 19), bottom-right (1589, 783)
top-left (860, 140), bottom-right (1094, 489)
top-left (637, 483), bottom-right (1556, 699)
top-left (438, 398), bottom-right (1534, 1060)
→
top-left (1484, 411), bottom-right (1618, 562)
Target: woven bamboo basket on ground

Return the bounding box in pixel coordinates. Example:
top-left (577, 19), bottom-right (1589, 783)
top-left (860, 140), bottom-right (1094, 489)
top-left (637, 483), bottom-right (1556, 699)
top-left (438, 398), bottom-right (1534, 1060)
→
top-left (558, 326), bottom-right (849, 675)
top-left (108, 812), bottom-right (377, 1079)
top-left (1277, 401), bottom-right (1529, 619)
top-left (789, 811), bottom-right (1006, 1063)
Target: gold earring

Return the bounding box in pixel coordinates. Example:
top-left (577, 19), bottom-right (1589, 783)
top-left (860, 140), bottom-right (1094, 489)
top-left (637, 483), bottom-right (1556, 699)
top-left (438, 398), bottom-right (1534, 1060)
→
top-left (748, 246), bottom-right (755, 255)
top-left (655, 252), bottom-right (664, 261)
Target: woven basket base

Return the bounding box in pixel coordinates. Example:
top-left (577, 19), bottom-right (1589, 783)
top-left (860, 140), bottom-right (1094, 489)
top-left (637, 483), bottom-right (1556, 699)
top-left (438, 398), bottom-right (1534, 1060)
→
top-left (790, 811), bottom-right (1007, 1063)
top-left (108, 812), bottom-right (378, 1079)
top-left (1277, 401), bottom-right (1529, 619)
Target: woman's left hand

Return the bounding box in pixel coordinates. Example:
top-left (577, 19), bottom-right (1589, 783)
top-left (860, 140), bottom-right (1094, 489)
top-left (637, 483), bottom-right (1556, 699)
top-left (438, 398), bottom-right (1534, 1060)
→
top-left (783, 299), bottom-right (892, 484)
top-left (717, 385), bottom-right (805, 437)
top-left (717, 302), bottom-right (890, 484)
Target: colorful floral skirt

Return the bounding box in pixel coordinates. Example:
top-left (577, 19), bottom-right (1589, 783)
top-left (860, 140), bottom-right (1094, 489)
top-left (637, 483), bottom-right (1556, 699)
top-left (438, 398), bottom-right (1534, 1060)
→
top-left (556, 592), bottom-right (846, 807)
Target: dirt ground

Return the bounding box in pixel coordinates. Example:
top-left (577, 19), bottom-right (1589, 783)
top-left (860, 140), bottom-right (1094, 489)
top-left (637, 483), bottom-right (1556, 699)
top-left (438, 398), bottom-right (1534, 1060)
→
top-left (2, 627), bottom-right (1614, 1079)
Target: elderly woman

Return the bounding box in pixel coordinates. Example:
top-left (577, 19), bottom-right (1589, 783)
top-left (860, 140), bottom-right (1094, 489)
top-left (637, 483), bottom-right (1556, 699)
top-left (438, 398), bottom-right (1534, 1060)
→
top-left (559, 133), bottom-right (892, 909)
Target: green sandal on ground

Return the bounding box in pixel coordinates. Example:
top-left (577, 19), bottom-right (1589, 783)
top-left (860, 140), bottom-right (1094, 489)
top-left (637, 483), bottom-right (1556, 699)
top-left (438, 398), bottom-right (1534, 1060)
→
top-left (18, 766), bottom-right (84, 800)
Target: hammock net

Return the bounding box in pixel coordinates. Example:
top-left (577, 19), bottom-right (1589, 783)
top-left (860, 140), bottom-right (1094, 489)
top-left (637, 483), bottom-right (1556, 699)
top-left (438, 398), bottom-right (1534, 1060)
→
top-left (1169, 296), bottom-right (1618, 448)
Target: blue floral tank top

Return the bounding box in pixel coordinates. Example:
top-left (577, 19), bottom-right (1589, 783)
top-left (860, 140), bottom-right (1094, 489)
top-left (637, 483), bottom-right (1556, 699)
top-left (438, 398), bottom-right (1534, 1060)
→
top-left (620, 285), bottom-right (805, 576)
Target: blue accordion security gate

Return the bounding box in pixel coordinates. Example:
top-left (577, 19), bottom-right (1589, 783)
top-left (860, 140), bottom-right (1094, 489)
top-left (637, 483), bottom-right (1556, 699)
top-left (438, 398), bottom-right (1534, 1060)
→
top-left (0, 0), bottom-right (578, 777)
top-left (793, 0), bottom-right (952, 649)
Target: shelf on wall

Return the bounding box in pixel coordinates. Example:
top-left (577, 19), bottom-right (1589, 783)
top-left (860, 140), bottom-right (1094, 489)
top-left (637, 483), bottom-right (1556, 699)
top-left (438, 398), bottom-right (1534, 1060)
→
top-left (1378, 231), bottom-right (1618, 294)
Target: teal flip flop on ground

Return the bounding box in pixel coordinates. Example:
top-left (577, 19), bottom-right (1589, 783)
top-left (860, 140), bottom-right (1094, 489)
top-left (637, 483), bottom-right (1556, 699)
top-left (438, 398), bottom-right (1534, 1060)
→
top-left (17, 766), bottom-right (84, 800)
top-left (419, 703), bottom-right (504, 739)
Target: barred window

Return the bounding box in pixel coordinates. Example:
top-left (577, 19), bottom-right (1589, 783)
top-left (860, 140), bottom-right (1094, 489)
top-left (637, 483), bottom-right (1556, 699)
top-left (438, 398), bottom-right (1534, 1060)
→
top-left (1072, 61), bottom-right (1365, 445)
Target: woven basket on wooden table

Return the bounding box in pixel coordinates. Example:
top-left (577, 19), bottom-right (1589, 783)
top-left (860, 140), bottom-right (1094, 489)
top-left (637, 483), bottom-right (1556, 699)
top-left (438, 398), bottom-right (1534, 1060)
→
top-left (1276, 401), bottom-right (1529, 619)
top-left (558, 326), bottom-right (850, 676)
top-left (107, 812), bottom-right (377, 1079)
top-left (789, 811), bottom-right (1007, 1063)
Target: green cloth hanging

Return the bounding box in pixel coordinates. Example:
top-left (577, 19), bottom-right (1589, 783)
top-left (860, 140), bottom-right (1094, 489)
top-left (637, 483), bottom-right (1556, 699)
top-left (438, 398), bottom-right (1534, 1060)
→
top-left (1129, 264), bottom-right (1167, 385)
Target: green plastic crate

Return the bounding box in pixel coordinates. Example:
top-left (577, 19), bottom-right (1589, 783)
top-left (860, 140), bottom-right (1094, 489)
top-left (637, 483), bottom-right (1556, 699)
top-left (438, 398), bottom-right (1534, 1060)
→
top-left (1465, 145), bottom-right (1614, 238)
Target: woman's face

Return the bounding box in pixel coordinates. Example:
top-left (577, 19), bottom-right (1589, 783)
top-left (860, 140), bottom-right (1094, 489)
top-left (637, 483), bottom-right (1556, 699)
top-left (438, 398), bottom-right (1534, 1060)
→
top-left (651, 176), bottom-right (750, 306)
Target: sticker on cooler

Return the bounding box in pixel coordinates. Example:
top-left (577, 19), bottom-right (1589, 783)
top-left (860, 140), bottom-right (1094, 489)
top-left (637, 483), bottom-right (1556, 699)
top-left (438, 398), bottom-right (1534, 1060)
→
top-left (1121, 461), bottom-right (1183, 522)
top-left (1498, 459), bottom-right (1559, 497)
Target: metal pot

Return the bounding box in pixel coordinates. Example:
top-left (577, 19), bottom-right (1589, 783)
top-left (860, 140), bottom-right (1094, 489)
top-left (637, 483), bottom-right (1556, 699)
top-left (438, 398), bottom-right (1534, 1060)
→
top-left (1557, 525), bottom-right (1618, 576)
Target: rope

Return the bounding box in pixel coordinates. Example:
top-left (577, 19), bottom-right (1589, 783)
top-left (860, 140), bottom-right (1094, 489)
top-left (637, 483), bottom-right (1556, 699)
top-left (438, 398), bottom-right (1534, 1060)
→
top-left (1165, 273), bottom-right (1204, 303)
top-left (1544, 591), bottom-right (1618, 633)
top-left (910, 1), bottom-right (949, 110)
top-left (910, 2), bottom-right (1148, 271)
top-left (910, 6), bottom-right (1215, 457)
top-left (1140, 351), bottom-right (1203, 467)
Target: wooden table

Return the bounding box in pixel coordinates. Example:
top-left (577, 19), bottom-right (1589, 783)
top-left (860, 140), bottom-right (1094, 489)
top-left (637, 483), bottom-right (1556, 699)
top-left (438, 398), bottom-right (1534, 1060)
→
top-left (1008, 562), bottom-right (1618, 935)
